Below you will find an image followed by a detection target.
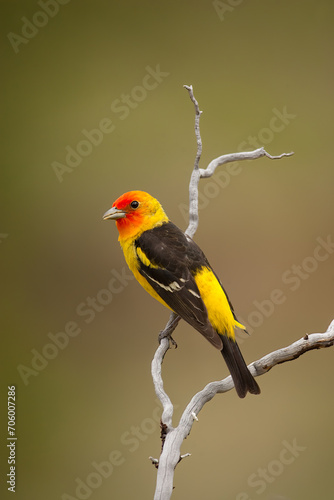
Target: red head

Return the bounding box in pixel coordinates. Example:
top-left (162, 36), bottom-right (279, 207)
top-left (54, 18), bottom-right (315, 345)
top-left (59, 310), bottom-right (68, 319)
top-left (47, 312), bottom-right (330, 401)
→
top-left (103, 191), bottom-right (168, 240)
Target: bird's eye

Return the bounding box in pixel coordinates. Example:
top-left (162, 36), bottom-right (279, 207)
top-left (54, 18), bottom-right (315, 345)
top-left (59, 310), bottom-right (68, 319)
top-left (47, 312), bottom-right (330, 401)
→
top-left (130, 200), bottom-right (139, 209)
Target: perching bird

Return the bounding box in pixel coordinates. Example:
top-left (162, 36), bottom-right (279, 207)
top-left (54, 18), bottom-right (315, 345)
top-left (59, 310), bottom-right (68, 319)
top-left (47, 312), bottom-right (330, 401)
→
top-left (103, 191), bottom-right (260, 398)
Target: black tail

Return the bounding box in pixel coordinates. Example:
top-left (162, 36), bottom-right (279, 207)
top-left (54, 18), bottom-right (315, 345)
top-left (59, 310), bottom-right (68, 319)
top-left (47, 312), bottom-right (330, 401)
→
top-left (220, 334), bottom-right (260, 398)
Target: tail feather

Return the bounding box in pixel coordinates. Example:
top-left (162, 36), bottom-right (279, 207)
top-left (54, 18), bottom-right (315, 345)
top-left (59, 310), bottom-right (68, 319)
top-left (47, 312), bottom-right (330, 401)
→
top-left (220, 334), bottom-right (260, 398)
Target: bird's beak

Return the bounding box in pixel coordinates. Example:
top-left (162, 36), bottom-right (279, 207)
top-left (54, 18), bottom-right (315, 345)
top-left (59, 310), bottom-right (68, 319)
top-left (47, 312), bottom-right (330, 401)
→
top-left (102, 207), bottom-right (127, 220)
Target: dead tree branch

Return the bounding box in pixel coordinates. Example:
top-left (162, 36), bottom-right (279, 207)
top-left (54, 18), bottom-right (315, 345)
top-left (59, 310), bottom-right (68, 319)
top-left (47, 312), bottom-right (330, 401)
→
top-left (150, 85), bottom-right (328, 500)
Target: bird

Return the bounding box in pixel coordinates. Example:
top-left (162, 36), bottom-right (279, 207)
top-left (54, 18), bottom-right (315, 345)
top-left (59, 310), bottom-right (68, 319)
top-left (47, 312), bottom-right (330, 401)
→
top-left (103, 190), bottom-right (260, 398)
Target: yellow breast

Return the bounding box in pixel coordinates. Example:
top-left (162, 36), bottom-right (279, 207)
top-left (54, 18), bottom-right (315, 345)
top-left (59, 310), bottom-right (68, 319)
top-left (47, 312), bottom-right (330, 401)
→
top-left (120, 238), bottom-right (172, 310)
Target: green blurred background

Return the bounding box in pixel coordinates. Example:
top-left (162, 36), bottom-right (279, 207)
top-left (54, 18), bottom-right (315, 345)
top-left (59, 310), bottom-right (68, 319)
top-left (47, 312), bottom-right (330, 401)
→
top-left (1, 1), bottom-right (334, 499)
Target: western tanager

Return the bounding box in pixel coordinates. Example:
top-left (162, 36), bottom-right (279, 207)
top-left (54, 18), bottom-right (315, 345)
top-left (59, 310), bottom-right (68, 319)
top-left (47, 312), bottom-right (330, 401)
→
top-left (103, 190), bottom-right (260, 398)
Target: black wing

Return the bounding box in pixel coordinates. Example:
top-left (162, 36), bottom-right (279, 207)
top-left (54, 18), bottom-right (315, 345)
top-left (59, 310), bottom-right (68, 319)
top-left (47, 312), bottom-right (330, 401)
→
top-left (135, 222), bottom-right (222, 349)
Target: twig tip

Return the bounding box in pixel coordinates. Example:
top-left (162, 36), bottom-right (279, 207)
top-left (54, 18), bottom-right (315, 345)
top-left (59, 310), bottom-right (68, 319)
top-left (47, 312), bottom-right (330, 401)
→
top-left (149, 456), bottom-right (159, 469)
top-left (265, 150), bottom-right (295, 160)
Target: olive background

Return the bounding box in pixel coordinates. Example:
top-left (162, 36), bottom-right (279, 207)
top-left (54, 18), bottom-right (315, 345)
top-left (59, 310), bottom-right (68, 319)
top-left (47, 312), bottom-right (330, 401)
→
top-left (1, 1), bottom-right (334, 499)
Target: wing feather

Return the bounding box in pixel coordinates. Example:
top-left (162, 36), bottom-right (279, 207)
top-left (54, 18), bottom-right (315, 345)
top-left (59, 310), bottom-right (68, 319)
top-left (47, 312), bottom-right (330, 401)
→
top-left (135, 222), bottom-right (223, 349)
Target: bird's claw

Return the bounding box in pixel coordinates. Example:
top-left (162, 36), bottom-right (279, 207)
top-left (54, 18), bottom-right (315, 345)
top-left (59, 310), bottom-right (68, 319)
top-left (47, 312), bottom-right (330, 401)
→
top-left (158, 330), bottom-right (178, 348)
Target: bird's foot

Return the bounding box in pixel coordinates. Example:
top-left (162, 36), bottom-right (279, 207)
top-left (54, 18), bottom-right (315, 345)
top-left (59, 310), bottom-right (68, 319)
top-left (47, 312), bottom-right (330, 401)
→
top-left (158, 313), bottom-right (180, 348)
top-left (158, 329), bottom-right (178, 348)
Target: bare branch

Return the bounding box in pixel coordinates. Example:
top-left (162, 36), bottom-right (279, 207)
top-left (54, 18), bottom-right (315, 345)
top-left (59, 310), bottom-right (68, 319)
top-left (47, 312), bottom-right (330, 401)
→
top-left (151, 85), bottom-right (306, 500)
top-left (183, 84), bottom-right (203, 238)
top-left (251, 321), bottom-right (334, 376)
top-left (151, 313), bottom-right (180, 429)
top-left (184, 320), bottom-right (334, 419)
top-left (153, 321), bottom-right (334, 500)
top-left (199, 147), bottom-right (294, 180)
top-left (183, 85), bottom-right (202, 166)
top-left (183, 85), bottom-right (293, 239)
